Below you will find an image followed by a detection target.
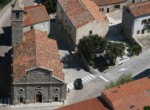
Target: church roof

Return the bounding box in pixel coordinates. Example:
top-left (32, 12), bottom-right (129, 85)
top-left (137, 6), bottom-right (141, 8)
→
top-left (12, 29), bottom-right (64, 82)
top-left (23, 5), bottom-right (50, 27)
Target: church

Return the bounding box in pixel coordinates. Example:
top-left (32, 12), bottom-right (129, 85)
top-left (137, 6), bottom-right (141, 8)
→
top-left (11, 0), bottom-right (66, 105)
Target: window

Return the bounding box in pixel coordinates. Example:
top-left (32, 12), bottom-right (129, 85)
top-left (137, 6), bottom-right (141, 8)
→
top-left (19, 88), bottom-right (24, 92)
top-left (107, 8), bottom-right (109, 13)
top-left (54, 88), bottom-right (59, 92)
top-left (137, 30), bottom-right (140, 34)
top-left (101, 8), bottom-right (104, 12)
top-left (141, 19), bottom-right (147, 25)
top-left (148, 19), bottom-right (150, 23)
top-left (30, 26), bottom-right (34, 29)
top-left (16, 13), bottom-right (19, 19)
top-left (141, 29), bottom-right (145, 34)
top-left (89, 30), bottom-right (92, 35)
top-left (114, 5), bottom-right (120, 9)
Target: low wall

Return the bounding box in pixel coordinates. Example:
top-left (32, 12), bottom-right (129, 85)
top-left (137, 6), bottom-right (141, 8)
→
top-left (77, 49), bottom-right (99, 74)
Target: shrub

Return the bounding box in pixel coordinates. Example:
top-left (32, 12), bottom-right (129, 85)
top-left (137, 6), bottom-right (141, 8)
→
top-left (128, 42), bottom-right (142, 56)
top-left (105, 73), bottom-right (133, 89)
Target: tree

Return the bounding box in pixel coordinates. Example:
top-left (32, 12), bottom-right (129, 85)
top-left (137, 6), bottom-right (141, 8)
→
top-left (42, 0), bottom-right (57, 13)
top-left (105, 73), bottom-right (133, 89)
top-left (105, 42), bottom-right (125, 65)
top-left (78, 35), bottom-right (106, 66)
top-left (127, 43), bottom-right (142, 56)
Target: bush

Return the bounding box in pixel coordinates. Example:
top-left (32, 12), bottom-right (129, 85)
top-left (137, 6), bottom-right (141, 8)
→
top-left (128, 42), bottom-right (142, 56)
top-left (105, 73), bottom-right (133, 89)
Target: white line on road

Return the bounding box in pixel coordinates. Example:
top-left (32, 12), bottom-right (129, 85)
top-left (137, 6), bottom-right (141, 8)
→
top-left (87, 76), bottom-right (93, 80)
top-left (82, 78), bottom-right (87, 83)
top-left (99, 75), bottom-right (109, 82)
top-left (84, 77), bottom-right (91, 81)
top-left (90, 74), bottom-right (95, 78)
top-left (82, 77), bottom-right (88, 82)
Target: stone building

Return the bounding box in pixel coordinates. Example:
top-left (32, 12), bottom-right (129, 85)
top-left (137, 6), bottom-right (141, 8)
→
top-left (56, 0), bottom-right (109, 48)
top-left (11, 0), bottom-right (50, 45)
top-left (93, 0), bottom-right (127, 13)
top-left (92, 0), bottom-right (148, 13)
top-left (11, 29), bottom-right (66, 104)
top-left (122, 1), bottom-right (150, 39)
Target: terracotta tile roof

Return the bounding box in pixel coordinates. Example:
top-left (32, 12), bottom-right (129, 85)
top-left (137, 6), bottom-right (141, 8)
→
top-left (102, 77), bottom-right (150, 110)
top-left (82, 0), bottom-right (108, 22)
top-left (55, 97), bottom-right (109, 110)
top-left (58, 0), bottom-right (108, 29)
top-left (127, 1), bottom-right (150, 17)
top-left (23, 5), bottom-right (50, 27)
top-left (13, 29), bottom-right (64, 82)
top-left (93, 0), bottom-right (127, 6)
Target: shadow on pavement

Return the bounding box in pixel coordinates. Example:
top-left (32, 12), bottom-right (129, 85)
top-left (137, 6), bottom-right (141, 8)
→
top-left (0, 26), bottom-right (11, 46)
top-left (61, 52), bottom-right (86, 71)
top-left (133, 69), bottom-right (150, 80)
top-left (0, 49), bottom-right (11, 97)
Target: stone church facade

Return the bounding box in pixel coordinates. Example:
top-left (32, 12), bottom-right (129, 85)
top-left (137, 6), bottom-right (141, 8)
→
top-left (12, 29), bottom-right (67, 105)
top-left (12, 67), bottom-right (66, 104)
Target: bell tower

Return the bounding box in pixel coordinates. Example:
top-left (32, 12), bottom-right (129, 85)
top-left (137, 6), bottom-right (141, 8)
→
top-left (11, 0), bottom-right (24, 46)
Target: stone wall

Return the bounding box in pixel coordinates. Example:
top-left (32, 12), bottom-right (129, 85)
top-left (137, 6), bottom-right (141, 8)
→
top-left (100, 2), bottom-right (127, 13)
top-left (23, 21), bottom-right (50, 35)
top-left (12, 68), bottom-right (66, 105)
top-left (11, 10), bottom-right (23, 45)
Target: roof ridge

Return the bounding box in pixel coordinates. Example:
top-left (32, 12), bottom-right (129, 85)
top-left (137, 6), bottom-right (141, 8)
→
top-left (80, 0), bottom-right (95, 20)
top-left (33, 29), bottom-right (38, 67)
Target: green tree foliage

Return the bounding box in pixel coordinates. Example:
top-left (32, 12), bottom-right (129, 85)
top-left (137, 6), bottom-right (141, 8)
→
top-left (144, 106), bottom-right (150, 110)
top-left (78, 35), bottom-right (107, 66)
top-left (105, 42), bottom-right (125, 65)
top-left (0, 0), bottom-right (11, 9)
top-left (78, 35), bottom-right (125, 68)
top-left (105, 73), bottom-right (133, 89)
top-left (127, 43), bottom-right (142, 56)
top-left (42, 0), bottom-right (57, 13)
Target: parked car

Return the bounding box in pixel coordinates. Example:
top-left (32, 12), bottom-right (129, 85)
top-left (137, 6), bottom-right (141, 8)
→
top-left (74, 78), bottom-right (83, 90)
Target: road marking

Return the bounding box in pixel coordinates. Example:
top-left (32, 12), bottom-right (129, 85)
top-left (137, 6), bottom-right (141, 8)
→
top-left (84, 77), bottom-right (90, 81)
top-left (67, 83), bottom-right (74, 89)
top-left (82, 78), bottom-right (87, 83)
top-left (99, 75), bottom-right (109, 82)
top-left (90, 74), bottom-right (95, 78)
top-left (87, 76), bottom-right (93, 80)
